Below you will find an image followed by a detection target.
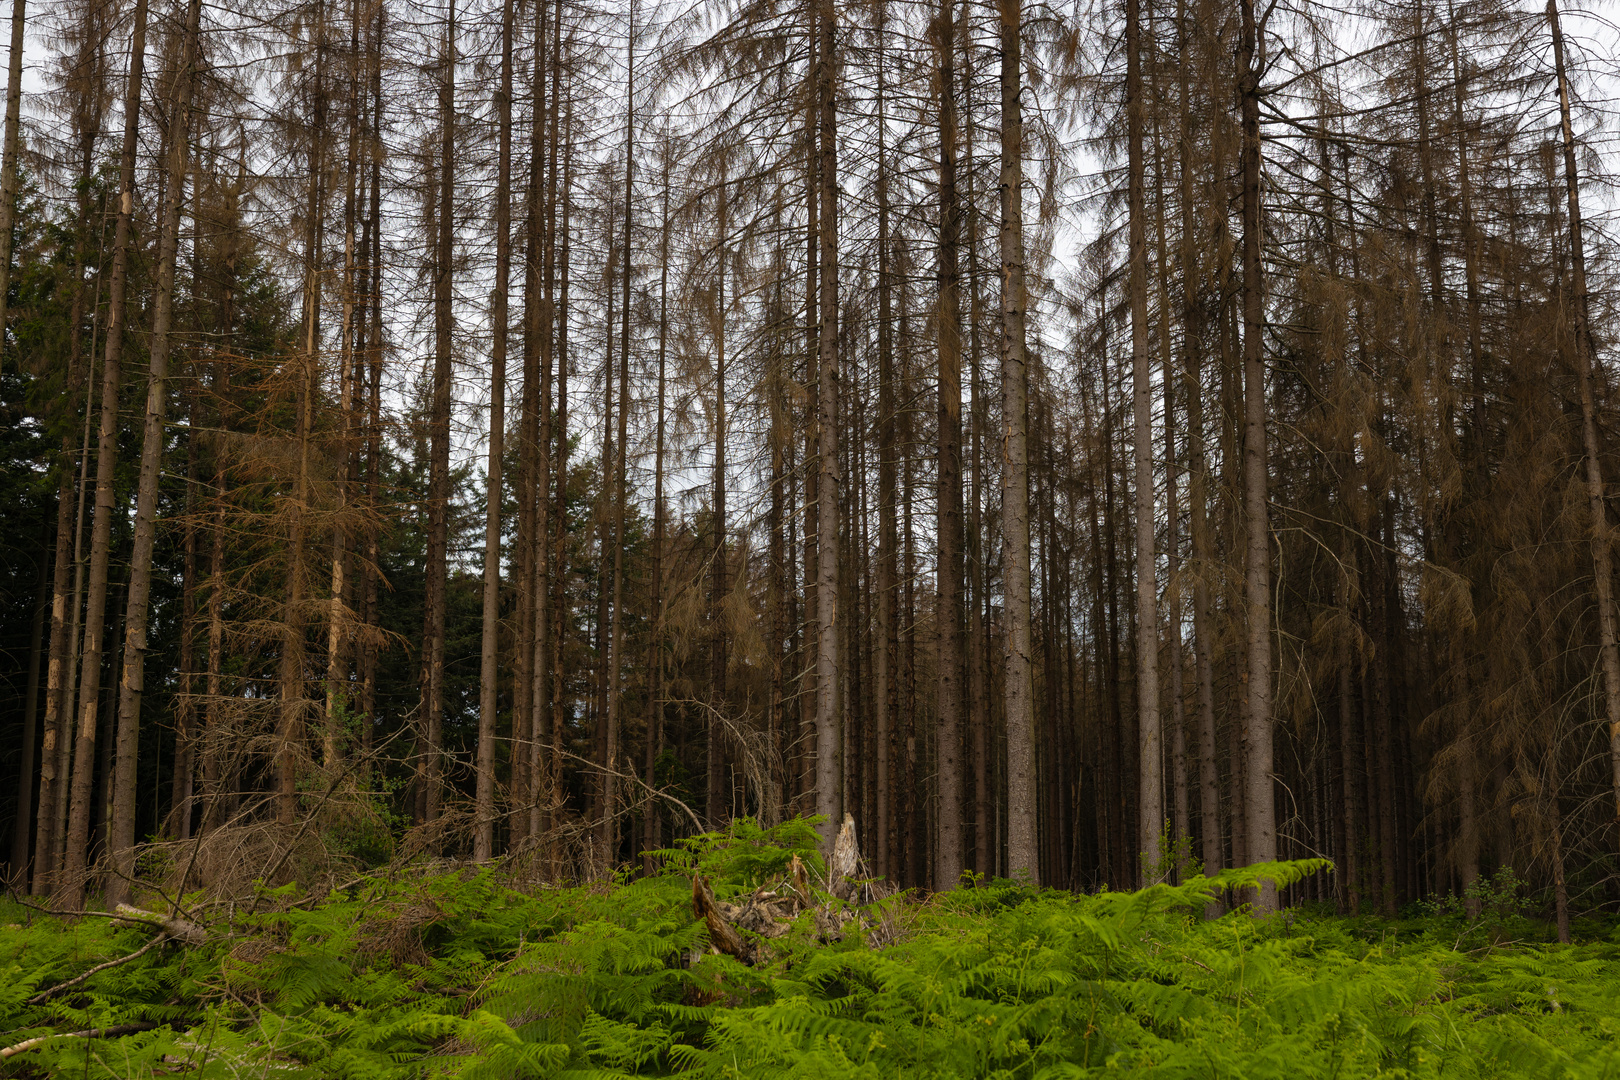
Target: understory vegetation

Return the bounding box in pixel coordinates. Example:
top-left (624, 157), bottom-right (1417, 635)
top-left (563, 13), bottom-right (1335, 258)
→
top-left (3, 820), bottom-right (1617, 1079)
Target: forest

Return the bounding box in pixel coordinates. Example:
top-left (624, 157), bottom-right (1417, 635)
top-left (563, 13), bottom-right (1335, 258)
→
top-left (2, 0), bottom-right (1620, 949)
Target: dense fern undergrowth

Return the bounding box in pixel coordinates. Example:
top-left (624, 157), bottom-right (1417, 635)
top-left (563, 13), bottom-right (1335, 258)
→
top-left (4, 821), bottom-right (1618, 1079)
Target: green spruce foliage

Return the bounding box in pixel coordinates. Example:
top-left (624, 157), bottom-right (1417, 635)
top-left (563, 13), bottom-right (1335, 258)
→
top-left (2, 820), bottom-right (1616, 1078)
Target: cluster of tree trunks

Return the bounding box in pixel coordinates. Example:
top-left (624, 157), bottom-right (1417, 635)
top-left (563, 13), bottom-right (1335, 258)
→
top-left (0, 0), bottom-right (1616, 939)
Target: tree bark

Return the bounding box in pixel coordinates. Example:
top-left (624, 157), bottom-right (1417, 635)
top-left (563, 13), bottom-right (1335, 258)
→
top-left (645, 145), bottom-right (671, 865)
top-left (106, 0), bottom-right (203, 908)
top-left (58, 0), bottom-right (147, 907)
top-left (999, 0), bottom-right (1037, 884)
top-left (932, 0), bottom-right (966, 890)
top-left (602, 12), bottom-right (634, 853)
top-left (813, 0), bottom-right (842, 849)
top-left (0, 0), bottom-right (24, 340)
top-left (419, 0), bottom-right (456, 832)
top-left (1126, 0), bottom-right (1162, 883)
top-left (1237, 0), bottom-right (1276, 909)
top-left (475, 0), bottom-right (514, 862)
top-left (874, 12), bottom-right (897, 882)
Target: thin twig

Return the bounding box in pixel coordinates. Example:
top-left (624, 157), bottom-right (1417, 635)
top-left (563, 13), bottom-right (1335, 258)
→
top-left (545, 742), bottom-right (708, 834)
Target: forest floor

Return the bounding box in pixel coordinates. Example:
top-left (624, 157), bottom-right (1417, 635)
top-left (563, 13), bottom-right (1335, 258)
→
top-left (2, 819), bottom-right (1617, 1079)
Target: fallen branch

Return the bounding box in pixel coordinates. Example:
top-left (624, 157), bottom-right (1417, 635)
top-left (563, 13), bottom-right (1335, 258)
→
top-left (0, 1022), bottom-right (160, 1059)
top-left (113, 904), bottom-right (207, 946)
top-left (7, 898), bottom-right (168, 934)
top-left (26, 935), bottom-right (171, 1005)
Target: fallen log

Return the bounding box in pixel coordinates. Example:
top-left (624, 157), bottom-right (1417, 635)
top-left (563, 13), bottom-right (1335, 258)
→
top-left (112, 903), bottom-right (206, 946)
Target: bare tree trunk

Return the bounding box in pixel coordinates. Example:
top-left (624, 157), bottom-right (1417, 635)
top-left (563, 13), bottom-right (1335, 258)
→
top-left (419, 0), bottom-right (456, 832)
top-left (999, 0), bottom-right (1037, 884)
top-left (601, 10), bottom-right (634, 855)
top-left (961, 19), bottom-right (992, 874)
top-left (1126, 0), bottom-right (1161, 883)
top-left (1546, 0), bottom-right (1620, 824)
top-left (169, 400), bottom-right (198, 842)
top-left (34, 178), bottom-right (99, 885)
top-left (34, 466), bottom-right (76, 894)
top-left (475, 0), bottom-right (514, 862)
top-left (280, 3), bottom-right (327, 828)
top-left (874, 11), bottom-right (897, 881)
top-left (1237, 0), bottom-right (1275, 909)
top-left (645, 146), bottom-right (670, 865)
top-left (509, 5), bottom-right (537, 851)
top-left (1446, 6), bottom-right (1482, 908)
top-left (932, 0), bottom-right (966, 890)
top-left (1155, 133), bottom-right (1189, 879)
top-left (0, 0), bottom-right (23, 340)
top-left (358, 0), bottom-right (384, 784)
top-left (547, 109), bottom-right (573, 861)
top-left (531, 0), bottom-right (561, 845)
top-left (58, 0), bottom-right (147, 907)
top-left (1172, 0), bottom-right (1218, 892)
top-left (813, 0), bottom-right (842, 848)
top-left (106, 0), bottom-right (203, 908)
top-left (708, 176), bottom-right (729, 827)
top-left (952, 16), bottom-right (991, 874)
top-left (323, 16), bottom-right (355, 774)
top-left (38, 19), bottom-right (110, 866)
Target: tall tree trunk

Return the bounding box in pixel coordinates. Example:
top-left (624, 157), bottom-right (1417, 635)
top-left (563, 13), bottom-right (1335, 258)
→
top-left (34, 152), bottom-right (100, 886)
top-left (1237, 0), bottom-right (1275, 909)
top-left (645, 147), bottom-right (670, 865)
top-left (548, 109), bottom-right (573, 862)
top-left (1446, 4), bottom-right (1483, 907)
top-left (602, 13), bottom-right (634, 854)
top-left (358, 0), bottom-right (384, 784)
top-left (1126, 0), bottom-right (1161, 883)
top-left (531, 0), bottom-right (562, 845)
top-left (1154, 117), bottom-right (1189, 879)
top-left (813, 0), bottom-right (841, 848)
top-left (324, 2), bottom-right (361, 773)
top-left (0, 0), bottom-right (23, 340)
top-left (509, 4), bottom-right (537, 852)
top-left (34, 465), bottom-right (77, 894)
top-left (1174, 0), bottom-right (1219, 892)
top-left (999, 0), bottom-right (1037, 884)
top-left (281, 3), bottom-right (326, 828)
top-left (874, 12), bottom-right (897, 881)
top-left (58, 0), bottom-right (147, 907)
top-left (170, 399), bottom-right (198, 842)
top-left (420, 0), bottom-right (456, 832)
top-left (961, 15), bottom-right (992, 874)
top-left (932, 0), bottom-right (966, 890)
top-left (708, 176), bottom-right (729, 827)
top-left (475, 0), bottom-right (513, 862)
top-left (106, 0), bottom-right (202, 908)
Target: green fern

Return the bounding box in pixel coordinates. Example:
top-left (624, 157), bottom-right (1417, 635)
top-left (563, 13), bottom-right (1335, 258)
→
top-left (1, 831), bottom-right (1615, 1078)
